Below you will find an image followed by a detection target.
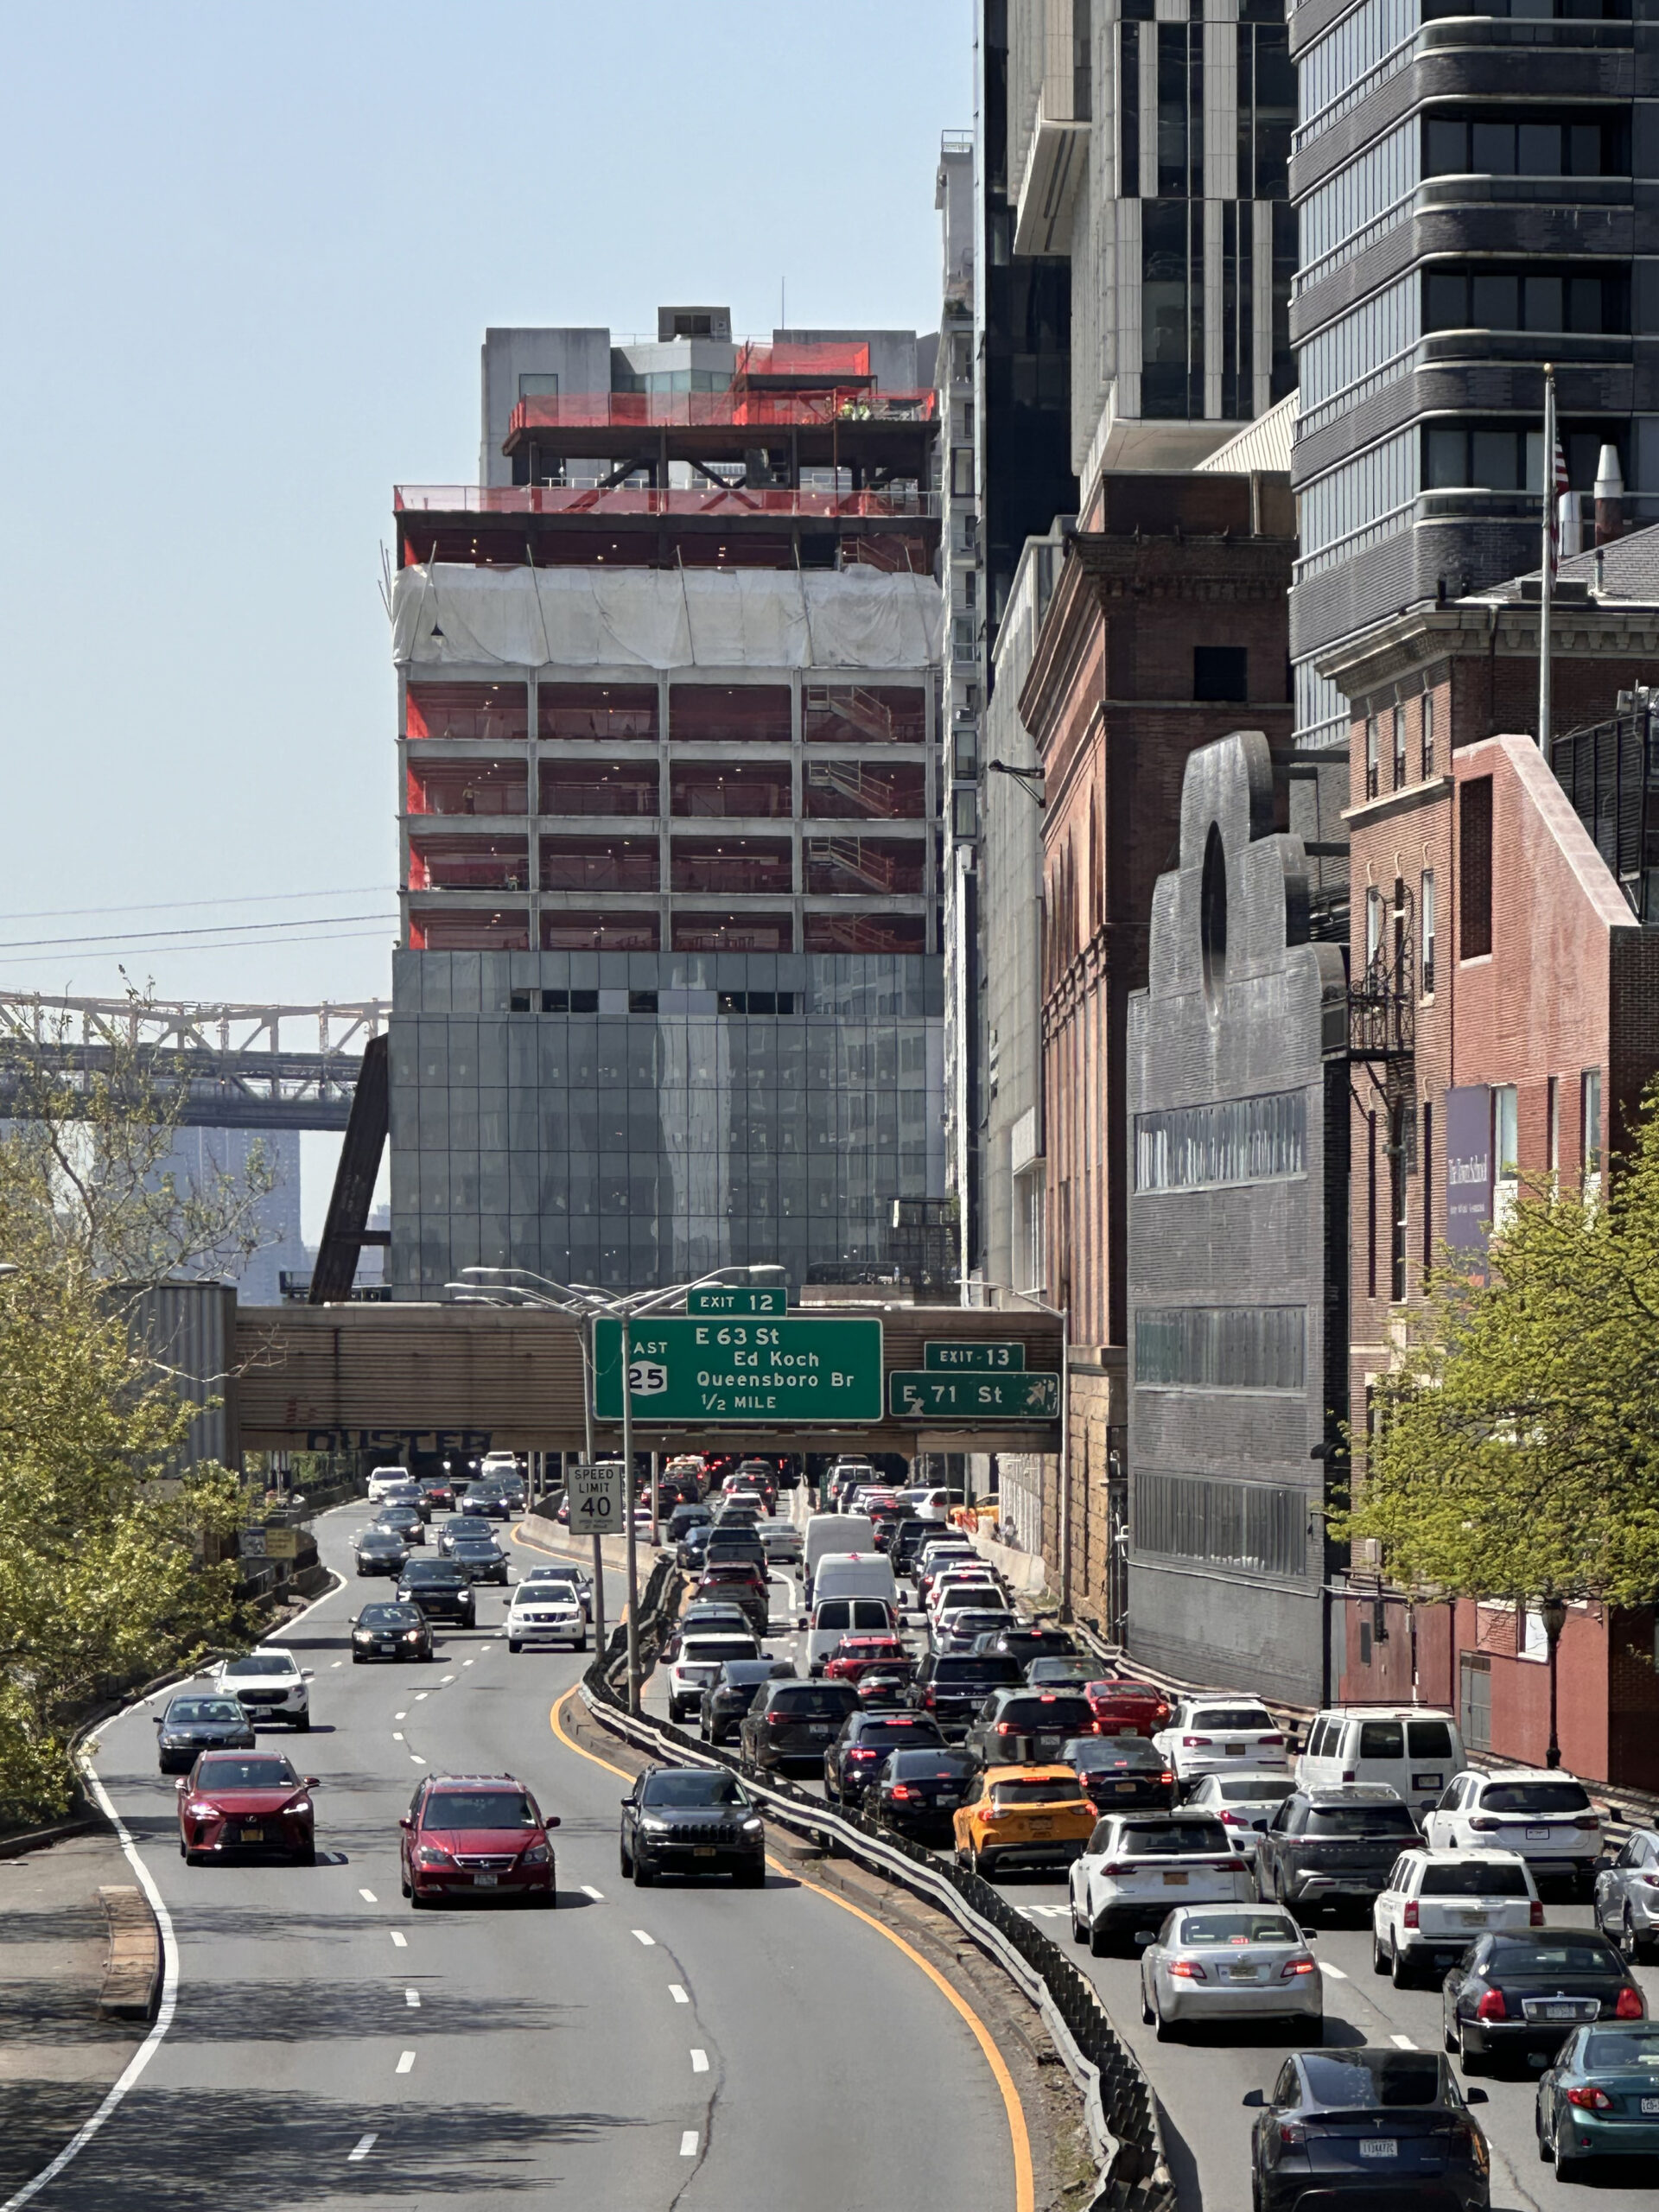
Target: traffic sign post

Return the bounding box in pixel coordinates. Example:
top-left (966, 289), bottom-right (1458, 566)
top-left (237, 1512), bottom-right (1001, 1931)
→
top-left (685, 1285), bottom-right (788, 1316)
top-left (887, 1370), bottom-right (1061, 1421)
top-left (593, 1315), bottom-right (883, 1424)
top-left (923, 1340), bottom-right (1027, 1372)
top-left (566, 1460), bottom-right (626, 1541)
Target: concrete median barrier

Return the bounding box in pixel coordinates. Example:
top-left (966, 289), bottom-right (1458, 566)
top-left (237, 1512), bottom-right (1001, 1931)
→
top-left (96, 1885), bottom-right (161, 2021)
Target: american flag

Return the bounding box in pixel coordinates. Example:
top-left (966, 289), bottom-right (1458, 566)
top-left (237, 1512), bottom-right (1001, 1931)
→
top-left (1545, 427), bottom-right (1570, 577)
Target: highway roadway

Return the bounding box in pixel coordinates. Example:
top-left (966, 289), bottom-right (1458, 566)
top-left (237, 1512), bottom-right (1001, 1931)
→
top-left (62, 1501), bottom-right (1021, 2212)
top-left (691, 1526), bottom-right (1659, 2212)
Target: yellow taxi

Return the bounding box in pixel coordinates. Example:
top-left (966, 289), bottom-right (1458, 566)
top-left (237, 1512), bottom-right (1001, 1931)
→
top-left (951, 1764), bottom-right (1097, 1881)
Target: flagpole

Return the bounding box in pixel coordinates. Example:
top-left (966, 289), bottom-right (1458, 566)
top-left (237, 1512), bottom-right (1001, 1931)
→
top-left (1539, 362), bottom-right (1554, 753)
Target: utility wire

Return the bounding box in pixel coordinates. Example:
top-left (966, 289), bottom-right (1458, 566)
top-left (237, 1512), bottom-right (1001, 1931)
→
top-left (0, 926), bottom-right (397, 971)
top-left (0, 885), bottom-right (395, 925)
top-left (0, 912), bottom-right (396, 954)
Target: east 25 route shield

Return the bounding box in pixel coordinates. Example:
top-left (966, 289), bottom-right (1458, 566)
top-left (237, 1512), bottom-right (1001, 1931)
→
top-left (591, 1316), bottom-right (884, 1424)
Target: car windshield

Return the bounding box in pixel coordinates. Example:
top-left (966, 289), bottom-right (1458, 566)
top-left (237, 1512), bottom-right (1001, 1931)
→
top-left (1584, 2029), bottom-right (1659, 2067)
top-left (403, 1562), bottom-right (461, 1581)
top-left (1482, 1781), bottom-right (1592, 1815)
top-left (166, 1700), bottom-right (244, 1724)
top-left (1068, 1739), bottom-right (1165, 1770)
top-left (994, 1777), bottom-right (1084, 1806)
top-left (528, 1567), bottom-right (581, 1584)
top-left (198, 1758), bottom-right (298, 1789)
top-left (641, 1772), bottom-right (747, 1808)
top-left (1305, 1804), bottom-right (1419, 1835)
top-left (997, 1696), bottom-right (1095, 1732)
top-left (721, 1662), bottom-right (781, 1686)
top-left (1421, 1861), bottom-right (1530, 1897)
top-left (1214, 1777), bottom-right (1295, 1802)
top-left (223, 1653), bottom-right (296, 1678)
top-left (770, 1688), bottom-right (857, 1716)
top-left (853, 1719), bottom-right (940, 1745)
top-left (681, 1641), bottom-right (758, 1662)
top-left (1301, 2051), bottom-right (1444, 2108)
top-left (425, 1790), bottom-right (538, 1827)
top-left (1490, 1937), bottom-right (1620, 1974)
top-left (887, 1751), bottom-right (976, 1779)
top-left (934, 1657), bottom-right (1024, 1686)
top-left (1092, 1681), bottom-right (1164, 1700)
top-left (1180, 1910), bottom-right (1302, 1946)
top-left (1118, 1822), bottom-right (1229, 1857)
top-left (1191, 1707), bottom-right (1274, 1730)
top-left (1029, 1660), bottom-right (1095, 1681)
top-left (360, 1532), bottom-right (401, 1546)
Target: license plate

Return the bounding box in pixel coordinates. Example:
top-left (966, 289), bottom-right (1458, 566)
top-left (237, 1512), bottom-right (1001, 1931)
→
top-left (809, 1724), bottom-right (831, 1736)
top-left (240, 1827), bottom-right (264, 1843)
top-left (1225, 1743), bottom-right (1246, 1756)
top-left (377, 1643), bottom-right (397, 1653)
top-left (1414, 1772), bottom-right (1443, 1790)
top-left (474, 1872), bottom-right (498, 1888)
top-left (937, 1792), bottom-right (960, 1804)
top-left (1027, 1819), bottom-right (1053, 1834)
top-left (1223, 1963), bottom-right (1258, 1981)
top-left (1642, 2098), bottom-right (1659, 2115)
top-left (1116, 1781), bottom-right (1140, 1794)
top-left (694, 1847), bottom-right (717, 1859)
top-left (1116, 1724), bottom-right (1140, 1737)
top-left (1358, 2140), bottom-right (1398, 2160)
top-left (1542, 2002), bottom-right (1579, 2020)
top-left (1525, 1825), bottom-right (1551, 1841)
top-left (1457, 1910), bottom-right (1487, 1926)
top-left (1162, 1870), bottom-right (1188, 1885)
top-left (1035, 1737), bottom-right (1061, 1754)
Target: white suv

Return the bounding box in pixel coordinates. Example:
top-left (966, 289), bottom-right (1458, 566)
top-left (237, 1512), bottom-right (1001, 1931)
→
top-left (1421, 1769), bottom-right (1604, 1892)
top-left (1154, 1699), bottom-right (1288, 1784)
top-left (367, 1465), bottom-right (415, 1503)
top-left (1069, 1810), bottom-right (1257, 1955)
top-left (665, 1633), bottom-right (761, 1724)
top-left (1370, 1847), bottom-right (1540, 1985)
top-left (212, 1647), bottom-right (312, 1730)
top-left (506, 1584), bottom-right (588, 1653)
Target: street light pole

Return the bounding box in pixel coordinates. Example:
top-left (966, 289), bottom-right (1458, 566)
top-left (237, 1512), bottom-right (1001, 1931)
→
top-left (1541, 1592), bottom-right (1568, 1770)
top-left (620, 1309), bottom-right (641, 1714)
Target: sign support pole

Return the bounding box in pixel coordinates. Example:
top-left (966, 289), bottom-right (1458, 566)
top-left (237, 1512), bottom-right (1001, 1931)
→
top-left (622, 1312), bottom-right (641, 1716)
top-left (581, 1321), bottom-right (605, 1663)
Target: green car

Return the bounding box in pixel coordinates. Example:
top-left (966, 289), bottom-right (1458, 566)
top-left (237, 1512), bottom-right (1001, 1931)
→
top-left (1537, 2022), bottom-right (1659, 2177)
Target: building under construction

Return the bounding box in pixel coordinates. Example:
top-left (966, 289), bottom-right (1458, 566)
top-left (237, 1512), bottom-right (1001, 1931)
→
top-left (387, 310), bottom-right (949, 1296)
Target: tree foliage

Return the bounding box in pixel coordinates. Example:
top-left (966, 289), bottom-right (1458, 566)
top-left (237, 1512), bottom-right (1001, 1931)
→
top-left (0, 995), bottom-right (276, 1820)
top-left (1338, 1084), bottom-right (1659, 1608)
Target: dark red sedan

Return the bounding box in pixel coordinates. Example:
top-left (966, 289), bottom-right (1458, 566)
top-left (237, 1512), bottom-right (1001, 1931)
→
top-left (399, 1772), bottom-right (559, 1908)
top-left (1084, 1677), bottom-right (1173, 1738)
top-left (176, 1751), bottom-right (319, 1865)
top-left (824, 1635), bottom-right (909, 1683)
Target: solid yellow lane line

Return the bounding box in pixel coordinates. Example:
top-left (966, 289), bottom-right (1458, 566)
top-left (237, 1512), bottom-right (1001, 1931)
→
top-left (546, 1687), bottom-right (1035, 2212)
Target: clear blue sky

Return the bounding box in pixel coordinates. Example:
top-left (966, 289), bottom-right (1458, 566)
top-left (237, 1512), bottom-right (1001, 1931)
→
top-left (0, 3), bottom-right (969, 1232)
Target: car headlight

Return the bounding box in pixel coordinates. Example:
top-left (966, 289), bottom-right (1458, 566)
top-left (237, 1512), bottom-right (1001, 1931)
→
top-left (415, 1844), bottom-right (454, 1866)
top-left (520, 1841), bottom-right (550, 1865)
top-left (639, 1817), bottom-right (672, 1836)
top-left (741, 1817), bottom-right (763, 1833)
top-left (187, 1801), bottom-right (213, 1819)
top-left (289, 1799), bottom-right (312, 1817)
top-left (353, 1631), bottom-right (373, 1643)
top-left (404, 1630), bottom-right (423, 1643)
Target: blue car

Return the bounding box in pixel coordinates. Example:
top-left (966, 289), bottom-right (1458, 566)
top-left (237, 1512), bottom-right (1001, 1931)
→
top-left (1536, 2021), bottom-right (1659, 2177)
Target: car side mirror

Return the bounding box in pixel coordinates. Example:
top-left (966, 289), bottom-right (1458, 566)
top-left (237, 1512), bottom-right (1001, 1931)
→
top-left (1465, 2087), bottom-right (1489, 2105)
top-left (302, 1669), bottom-right (315, 1681)
top-left (175, 1777), bottom-right (188, 1791)
top-left (152, 1715), bottom-right (163, 1726)
top-left (1241, 2088), bottom-right (1266, 2109)
top-left (621, 1796), bottom-right (636, 1808)
top-left (305, 1777), bottom-right (321, 1789)
top-left (544, 1816), bottom-right (561, 1831)
top-left (1596, 1853), bottom-right (1615, 1873)
top-left (398, 1815), bottom-right (412, 1830)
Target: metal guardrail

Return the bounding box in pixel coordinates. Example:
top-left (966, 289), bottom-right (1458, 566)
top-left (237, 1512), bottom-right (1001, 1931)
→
top-left (580, 1560), bottom-right (1175, 2212)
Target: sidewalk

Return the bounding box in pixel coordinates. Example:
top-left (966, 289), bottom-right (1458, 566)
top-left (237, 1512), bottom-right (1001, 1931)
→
top-left (0, 1824), bottom-right (148, 2200)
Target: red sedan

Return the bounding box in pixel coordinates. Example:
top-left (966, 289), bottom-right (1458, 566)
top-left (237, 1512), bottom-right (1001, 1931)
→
top-left (824, 1635), bottom-right (909, 1683)
top-left (1084, 1677), bottom-right (1173, 1739)
top-left (176, 1751), bottom-right (319, 1865)
top-left (400, 1772), bottom-right (559, 1908)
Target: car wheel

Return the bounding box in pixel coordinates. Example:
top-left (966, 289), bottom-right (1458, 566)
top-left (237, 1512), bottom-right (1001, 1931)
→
top-left (296, 1844), bottom-right (317, 1866)
top-left (632, 1858), bottom-right (655, 1887)
top-left (1154, 1992), bottom-right (1177, 2043)
top-left (293, 1714), bottom-right (310, 1733)
top-left (508, 1640), bottom-right (522, 1654)
top-left (1072, 1896), bottom-right (1090, 1946)
top-left (1555, 2142), bottom-right (1585, 2184)
top-left (1622, 1907), bottom-right (1646, 1965)
top-left (1372, 1929), bottom-right (1390, 1975)
top-left (1390, 1940), bottom-right (1413, 1990)
top-left (1088, 1913), bottom-right (1110, 1958)
top-left (352, 1652), bottom-right (363, 1664)
top-left (1141, 1974), bottom-right (1155, 2024)
top-left (738, 1863), bottom-right (766, 1889)
top-left (972, 1847), bottom-right (998, 1883)
top-left (410, 1887), bottom-right (433, 1910)
top-left (620, 1841), bottom-right (632, 1877)
top-left (1536, 2101), bottom-right (1554, 2163)
top-left (400, 1868), bottom-right (411, 1897)
top-left (1457, 2019), bottom-right (1486, 2076)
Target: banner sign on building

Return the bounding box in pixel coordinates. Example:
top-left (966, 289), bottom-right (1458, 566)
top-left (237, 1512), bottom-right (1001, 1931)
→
top-left (1445, 1085), bottom-right (1493, 1255)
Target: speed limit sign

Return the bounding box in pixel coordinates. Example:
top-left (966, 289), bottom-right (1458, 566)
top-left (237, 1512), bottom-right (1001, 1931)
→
top-left (567, 1461), bottom-right (626, 1537)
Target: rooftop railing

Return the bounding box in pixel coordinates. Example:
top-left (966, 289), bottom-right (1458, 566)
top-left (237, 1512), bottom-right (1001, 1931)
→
top-left (394, 484), bottom-right (938, 520)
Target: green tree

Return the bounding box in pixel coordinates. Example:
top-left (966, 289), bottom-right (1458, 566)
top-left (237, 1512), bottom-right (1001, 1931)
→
top-left (1338, 1084), bottom-right (1659, 1610)
top-left (0, 993), bottom-right (276, 1820)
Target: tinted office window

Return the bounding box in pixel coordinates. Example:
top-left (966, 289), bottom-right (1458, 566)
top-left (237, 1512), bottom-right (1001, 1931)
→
top-left (1194, 647), bottom-right (1249, 702)
top-left (1460, 778), bottom-right (1494, 957)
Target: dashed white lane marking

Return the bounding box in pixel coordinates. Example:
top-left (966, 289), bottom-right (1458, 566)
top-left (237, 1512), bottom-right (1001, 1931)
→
top-left (331, 1661), bottom-right (343, 1669)
top-left (632, 1929), bottom-right (656, 1947)
top-left (405, 1989), bottom-right (421, 2008)
top-left (679, 2132), bottom-right (698, 2157)
top-left (1318, 1961), bottom-right (1348, 1981)
top-left (441, 1675), bottom-right (455, 1684)
top-left (1390, 2033), bottom-right (1417, 2050)
top-left (581, 1884), bottom-right (604, 1900)
top-left (359, 1889), bottom-right (378, 1904)
top-left (690, 2049), bottom-right (709, 2073)
top-left (394, 1712), bottom-right (407, 1720)
top-left (1020, 1904), bottom-right (1068, 1920)
top-left (410, 1756), bottom-right (427, 1766)
top-left (670, 1984), bottom-right (690, 2004)
top-left (463, 1658), bottom-right (474, 1667)
top-left (396, 2050), bottom-right (416, 2075)
top-left (414, 1692), bottom-right (429, 1700)
top-left (347, 2133), bottom-right (377, 2162)
top-left (392, 1732), bottom-right (404, 1742)
top-left (390, 1931), bottom-right (407, 1949)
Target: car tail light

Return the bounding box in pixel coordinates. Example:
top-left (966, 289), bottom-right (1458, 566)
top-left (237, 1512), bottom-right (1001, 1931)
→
top-left (1281, 1957), bottom-right (1316, 1979)
top-left (1567, 2084), bottom-right (1613, 2109)
top-left (890, 1785), bottom-right (916, 1802)
top-left (1403, 1902), bottom-right (1420, 1929)
top-left (1276, 2120), bottom-right (1306, 2149)
top-left (1530, 1900), bottom-right (1546, 1925)
top-left (1616, 1986), bottom-right (1645, 2019)
top-left (922, 1688), bottom-right (938, 1708)
top-left (1470, 1816), bottom-right (1502, 1833)
top-left (849, 1748), bottom-right (877, 1763)
top-left (1160, 1771), bottom-right (1174, 1784)
top-left (1259, 1733), bottom-right (1284, 1746)
top-left (1575, 1817), bottom-right (1602, 1831)
top-left (1182, 1735), bottom-right (1212, 1748)
top-left (1098, 1861), bottom-right (1129, 1877)
top-left (997, 1722), bottom-right (1017, 1735)
top-left (1169, 1960), bottom-right (1207, 1980)
top-left (1219, 1810), bottom-right (1246, 1827)
top-left (1475, 1989), bottom-right (1507, 2022)
top-left (767, 1714), bottom-right (787, 1727)
top-left (1341, 1770), bottom-right (1357, 1783)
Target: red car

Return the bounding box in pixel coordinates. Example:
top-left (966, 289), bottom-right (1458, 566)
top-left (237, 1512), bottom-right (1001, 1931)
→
top-left (1084, 1677), bottom-right (1173, 1738)
top-left (399, 1772), bottom-right (559, 1908)
top-left (176, 1750), bottom-right (319, 1866)
top-left (824, 1635), bottom-right (909, 1683)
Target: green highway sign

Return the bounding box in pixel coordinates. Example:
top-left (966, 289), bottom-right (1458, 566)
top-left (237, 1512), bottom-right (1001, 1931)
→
top-left (594, 1316), bottom-right (883, 1424)
top-left (888, 1370), bottom-right (1061, 1421)
top-left (924, 1340), bottom-right (1027, 1372)
top-left (685, 1285), bottom-right (788, 1316)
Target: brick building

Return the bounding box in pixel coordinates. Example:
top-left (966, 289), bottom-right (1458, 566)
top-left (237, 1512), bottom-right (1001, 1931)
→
top-left (1322, 524), bottom-right (1659, 1786)
top-left (1014, 467), bottom-right (1296, 1629)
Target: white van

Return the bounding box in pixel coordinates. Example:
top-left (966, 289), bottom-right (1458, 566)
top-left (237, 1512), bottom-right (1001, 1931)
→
top-left (804, 1514), bottom-right (874, 1592)
top-left (812, 1552), bottom-right (899, 1611)
top-left (1295, 1706), bottom-right (1465, 1815)
top-left (806, 1595), bottom-right (900, 1673)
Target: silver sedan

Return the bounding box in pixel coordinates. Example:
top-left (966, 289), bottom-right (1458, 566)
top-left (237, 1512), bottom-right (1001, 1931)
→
top-left (1139, 1904), bottom-right (1323, 2040)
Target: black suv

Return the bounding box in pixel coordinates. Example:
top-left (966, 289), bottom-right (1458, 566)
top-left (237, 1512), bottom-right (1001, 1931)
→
top-left (740, 1680), bottom-right (861, 1774)
top-left (700, 1658), bottom-right (794, 1745)
top-left (963, 1688), bottom-right (1097, 1767)
top-left (824, 1711), bottom-right (948, 1808)
top-left (620, 1766), bottom-right (766, 1887)
top-left (1249, 2048), bottom-right (1490, 2212)
top-left (911, 1651), bottom-right (1024, 1733)
top-left (397, 1558), bottom-right (477, 1626)
top-left (1256, 1786), bottom-right (1422, 1916)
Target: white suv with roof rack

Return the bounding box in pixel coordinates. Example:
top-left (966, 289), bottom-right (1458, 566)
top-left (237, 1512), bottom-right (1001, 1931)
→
top-left (1371, 1847), bottom-right (1541, 1984)
top-left (1421, 1768), bottom-right (1604, 1892)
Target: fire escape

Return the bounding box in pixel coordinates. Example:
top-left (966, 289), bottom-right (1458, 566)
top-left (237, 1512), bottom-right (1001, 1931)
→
top-left (1349, 876), bottom-right (1416, 1305)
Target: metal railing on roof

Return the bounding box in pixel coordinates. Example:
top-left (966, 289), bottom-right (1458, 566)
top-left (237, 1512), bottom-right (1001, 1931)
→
top-left (507, 389), bottom-right (938, 435)
top-left (394, 485), bottom-right (937, 521)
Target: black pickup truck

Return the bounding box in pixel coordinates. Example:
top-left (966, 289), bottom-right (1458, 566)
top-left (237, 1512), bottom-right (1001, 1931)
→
top-left (1257, 1786), bottom-right (1422, 1915)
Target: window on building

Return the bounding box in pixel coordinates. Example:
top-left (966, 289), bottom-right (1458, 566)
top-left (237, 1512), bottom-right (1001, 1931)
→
top-left (1135, 1091), bottom-right (1306, 1192)
top-left (1298, 276), bottom-right (1419, 432)
top-left (1365, 715), bottom-right (1380, 798)
top-left (1424, 266), bottom-right (1629, 339)
top-left (1582, 1066), bottom-right (1603, 1184)
top-left (1421, 1098), bottom-right (1434, 1268)
top-left (1492, 1084), bottom-right (1520, 1230)
top-left (518, 372), bottom-right (559, 399)
top-left (1390, 1099), bottom-right (1409, 1300)
top-left (1134, 1306), bottom-right (1306, 1390)
top-left (1421, 868), bottom-right (1436, 995)
top-left (1194, 646), bottom-right (1249, 702)
top-left (1421, 690), bottom-right (1436, 778)
top-left (1423, 111), bottom-right (1627, 181)
top-left (1460, 778), bottom-right (1493, 957)
top-left (1141, 199), bottom-right (1200, 419)
top-left (1236, 21), bottom-right (1294, 200)
top-left (1393, 703), bottom-right (1407, 788)
top-left (1299, 121), bottom-right (1417, 286)
top-left (950, 447), bottom-right (976, 498)
top-left (1366, 884), bottom-right (1384, 969)
top-left (1426, 420), bottom-right (1624, 496)
top-left (1368, 1109), bottom-right (1378, 1297)
top-left (1135, 1471), bottom-right (1308, 1579)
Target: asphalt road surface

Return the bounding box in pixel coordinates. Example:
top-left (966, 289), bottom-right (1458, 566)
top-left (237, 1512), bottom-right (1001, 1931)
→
top-left (62, 1503), bottom-right (1018, 2212)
